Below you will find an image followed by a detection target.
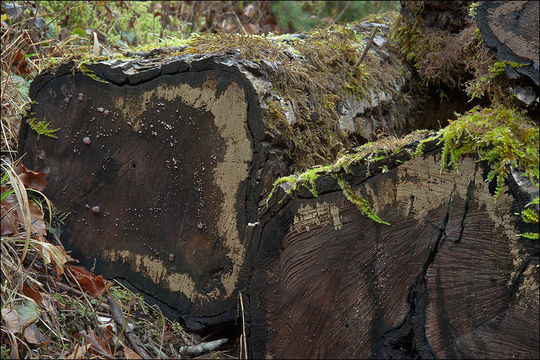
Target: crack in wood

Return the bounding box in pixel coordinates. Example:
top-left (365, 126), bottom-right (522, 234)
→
top-left (381, 199), bottom-right (453, 359)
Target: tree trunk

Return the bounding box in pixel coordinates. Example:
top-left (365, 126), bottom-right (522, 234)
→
top-left (246, 142), bottom-right (539, 359)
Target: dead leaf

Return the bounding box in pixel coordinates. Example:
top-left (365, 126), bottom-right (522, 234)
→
top-left (66, 342), bottom-right (90, 359)
top-left (245, 23), bottom-right (260, 35)
top-left (243, 4), bottom-right (256, 18)
top-left (14, 163), bottom-right (47, 191)
top-left (39, 241), bottom-right (69, 276)
top-left (123, 346), bottom-right (142, 359)
top-left (1, 308), bottom-right (22, 333)
top-left (1, 187), bottom-right (19, 235)
top-left (14, 299), bottom-right (39, 328)
top-left (22, 282), bottom-right (43, 305)
top-left (65, 264), bottom-right (113, 297)
top-left (74, 329), bottom-right (113, 358)
top-left (1, 184), bottom-right (47, 236)
top-left (23, 323), bottom-right (44, 344)
top-left (28, 199), bottom-right (47, 235)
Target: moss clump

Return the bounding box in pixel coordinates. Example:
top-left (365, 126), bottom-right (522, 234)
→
top-left (417, 105), bottom-right (539, 200)
top-left (518, 197), bottom-right (539, 240)
top-left (336, 175), bottom-right (390, 225)
top-left (78, 61), bottom-right (109, 84)
top-left (27, 117), bottom-right (60, 138)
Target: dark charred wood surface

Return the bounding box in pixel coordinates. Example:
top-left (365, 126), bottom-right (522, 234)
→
top-left (246, 146), bottom-right (539, 359)
top-left (477, 1), bottom-right (540, 85)
top-left (19, 57), bottom-right (265, 330)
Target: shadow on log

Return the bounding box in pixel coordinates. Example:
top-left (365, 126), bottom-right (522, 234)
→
top-left (246, 143), bottom-right (539, 359)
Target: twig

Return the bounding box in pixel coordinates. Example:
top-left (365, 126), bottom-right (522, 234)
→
top-left (178, 338), bottom-right (228, 356)
top-left (332, 1), bottom-right (351, 25)
top-left (146, 340), bottom-right (167, 359)
top-left (353, 27), bottom-right (378, 69)
top-left (239, 292), bottom-right (248, 359)
top-left (107, 294), bottom-right (152, 360)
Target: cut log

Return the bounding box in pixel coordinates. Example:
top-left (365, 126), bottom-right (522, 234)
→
top-left (21, 62), bottom-right (262, 329)
top-left (18, 18), bottom-right (415, 330)
top-left (246, 143), bottom-right (539, 358)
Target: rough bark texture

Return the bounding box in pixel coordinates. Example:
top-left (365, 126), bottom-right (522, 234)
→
top-left (476, 0), bottom-right (539, 86)
top-left (18, 20), bottom-right (412, 330)
top-left (246, 144), bottom-right (539, 359)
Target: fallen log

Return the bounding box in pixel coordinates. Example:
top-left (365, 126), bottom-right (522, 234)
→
top-left (246, 139), bottom-right (539, 359)
top-left (18, 16), bottom-right (416, 330)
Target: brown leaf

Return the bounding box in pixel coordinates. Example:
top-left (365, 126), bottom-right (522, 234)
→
top-left (14, 163), bottom-right (47, 191)
top-left (245, 23), bottom-right (260, 35)
top-left (1, 184), bottom-right (46, 236)
top-left (23, 323), bottom-right (44, 344)
top-left (1, 308), bottom-right (22, 333)
top-left (65, 264), bottom-right (113, 297)
top-left (1, 189), bottom-right (19, 235)
top-left (38, 241), bottom-right (69, 276)
top-left (28, 199), bottom-right (47, 235)
top-left (22, 282), bottom-right (43, 306)
top-left (74, 329), bottom-right (113, 358)
top-left (66, 342), bottom-right (90, 359)
top-left (243, 4), bottom-right (256, 18)
top-left (123, 346), bottom-right (143, 359)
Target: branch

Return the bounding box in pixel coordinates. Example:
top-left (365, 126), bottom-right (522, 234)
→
top-left (353, 27), bottom-right (378, 69)
top-left (178, 338), bottom-right (228, 356)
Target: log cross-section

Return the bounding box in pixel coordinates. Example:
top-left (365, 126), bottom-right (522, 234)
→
top-left (246, 148), bottom-right (539, 358)
top-left (19, 59), bottom-right (265, 330)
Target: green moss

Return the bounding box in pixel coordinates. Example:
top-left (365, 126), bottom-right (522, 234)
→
top-left (27, 117), bottom-right (60, 138)
top-left (78, 61), bottom-right (109, 84)
top-left (518, 197), bottom-right (539, 240)
top-left (469, 2), bottom-right (480, 18)
top-left (266, 129), bottom-right (432, 223)
top-left (431, 105), bottom-right (538, 200)
top-left (336, 175), bottom-right (390, 225)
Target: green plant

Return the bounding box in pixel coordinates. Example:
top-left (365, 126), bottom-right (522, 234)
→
top-left (336, 175), bottom-right (390, 225)
top-left (424, 105), bottom-right (539, 200)
top-left (27, 117), bottom-right (60, 138)
top-left (518, 197), bottom-right (539, 240)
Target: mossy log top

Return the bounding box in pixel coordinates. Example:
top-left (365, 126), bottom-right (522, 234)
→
top-left (38, 13), bottom-right (417, 174)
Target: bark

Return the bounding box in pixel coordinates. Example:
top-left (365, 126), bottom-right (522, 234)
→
top-left (476, 0), bottom-right (539, 86)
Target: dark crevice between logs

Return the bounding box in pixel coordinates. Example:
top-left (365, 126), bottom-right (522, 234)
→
top-left (381, 198), bottom-right (453, 359)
